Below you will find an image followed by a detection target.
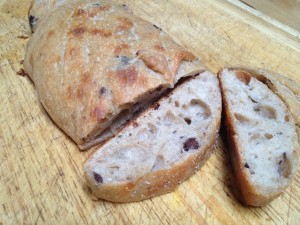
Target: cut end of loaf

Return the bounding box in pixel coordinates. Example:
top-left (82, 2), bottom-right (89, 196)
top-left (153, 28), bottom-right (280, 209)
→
top-left (219, 68), bottom-right (299, 206)
top-left (84, 71), bottom-right (221, 202)
top-left (79, 62), bottom-right (205, 150)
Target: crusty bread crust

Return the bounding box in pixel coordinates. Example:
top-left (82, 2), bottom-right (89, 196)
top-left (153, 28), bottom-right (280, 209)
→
top-left (219, 68), bottom-right (299, 206)
top-left (84, 72), bottom-right (221, 202)
top-left (24, 0), bottom-right (205, 148)
top-left (85, 140), bottom-right (217, 202)
top-left (220, 83), bottom-right (280, 206)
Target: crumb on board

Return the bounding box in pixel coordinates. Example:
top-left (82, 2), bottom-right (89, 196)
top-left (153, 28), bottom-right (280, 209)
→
top-left (17, 35), bottom-right (29, 39)
top-left (16, 68), bottom-right (27, 77)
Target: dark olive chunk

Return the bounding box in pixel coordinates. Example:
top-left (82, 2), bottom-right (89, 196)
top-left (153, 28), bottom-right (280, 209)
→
top-left (93, 172), bottom-right (103, 183)
top-left (183, 138), bottom-right (199, 151)
top-left (29, 15), bottom-right (38, 29)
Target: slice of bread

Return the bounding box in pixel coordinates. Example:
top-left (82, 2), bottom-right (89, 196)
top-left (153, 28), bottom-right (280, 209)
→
top-left (219, 68), bottom-right (299, 206)
top-left (84, 71), bottom-right (222, 202)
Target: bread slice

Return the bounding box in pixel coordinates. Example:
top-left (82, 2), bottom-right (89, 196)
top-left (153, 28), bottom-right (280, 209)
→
top-left (218, 68), bottom-right (299, 206)
top-left (84, 71), bottom-right (221, 202)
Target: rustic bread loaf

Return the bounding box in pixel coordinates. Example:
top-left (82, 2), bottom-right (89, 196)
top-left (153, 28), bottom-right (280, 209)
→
top-left (84, 71), bottom-right (221, 202)
top-left (219, 68), bottom-right (299, 206)
top-left (24, 0), bottom-right (204, 149)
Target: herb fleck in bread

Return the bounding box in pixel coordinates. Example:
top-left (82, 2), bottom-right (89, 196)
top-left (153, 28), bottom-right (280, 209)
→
top-left (84, 71), bottom-right (221, 202)
top-left (219, 68), bottom-right (299, 206)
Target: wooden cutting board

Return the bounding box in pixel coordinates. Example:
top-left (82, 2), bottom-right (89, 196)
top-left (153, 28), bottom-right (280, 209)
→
top-left (1, 0), bottom-right (299, 224)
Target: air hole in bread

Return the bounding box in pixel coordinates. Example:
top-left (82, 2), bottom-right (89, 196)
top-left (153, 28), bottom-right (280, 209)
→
top-left (163, 110), bottom-right (181, 125)
top-left (136, 128), bottom-right (150, 141)
top-left (109, 165), bottom-right (120, 170)
top-left (151, 155), bottom-right (165, 171)
top-left (264, 133), bottom-right (273, 139)
top-left (234, 113), bottom-right (251, 124)
top-left (126, 176), bottom-right (134, 181)
top-left (175, 101), bottom-right (180, 107)
top-left (184, 117), bottom-right (192, 125)
top-left (148, 123), bottom-right (158, 134)
top-left (253, 105), bottom-right (276, 119)
top-left (191, 99), bottom-right (211, 117)
top-left (181, 99), bottom-right (211, 120)
top-left (250, 170), bottom-right (256, 175)
top-left (285, 115), bottom-right (290, 122)
top-left (108, 166), bottom-right (120, 175)
top-left (249, 132), bottom-right (261, 141)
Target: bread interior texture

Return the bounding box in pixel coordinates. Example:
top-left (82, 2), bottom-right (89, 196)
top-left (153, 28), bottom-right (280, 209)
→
top-left (85, 72), bottom-right (220, 184)
top-left (221, 69), bottom-right (299, 195)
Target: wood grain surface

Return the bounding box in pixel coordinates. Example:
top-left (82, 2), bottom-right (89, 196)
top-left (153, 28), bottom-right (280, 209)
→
top-left (239, 0), bottom-right (300, 33)
top-left (0, 0), bottom-right (299, 224)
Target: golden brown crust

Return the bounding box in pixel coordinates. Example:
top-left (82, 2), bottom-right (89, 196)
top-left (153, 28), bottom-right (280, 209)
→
top-left (24, 0), bottom-right (204, 146)
top-left (85, 141), bottom-right (216, 202)
top-left (85, 118), bottom-right (220, 203)
top-left (220, 78), bottom-right (278, 205)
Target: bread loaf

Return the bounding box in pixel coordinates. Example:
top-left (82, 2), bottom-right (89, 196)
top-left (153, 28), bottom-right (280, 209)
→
top-left (24, 0), bottom-right (204, 149)
top-left (219, 68), bottom-right (299, 206)
top-left (84, 71), bottom-right (221, 202)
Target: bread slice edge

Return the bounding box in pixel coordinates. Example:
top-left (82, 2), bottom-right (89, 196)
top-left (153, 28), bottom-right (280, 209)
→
top-left (218, 68), bottom-right (300, 206)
